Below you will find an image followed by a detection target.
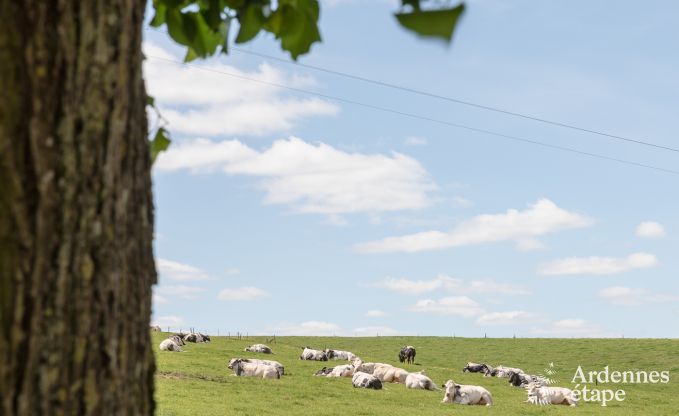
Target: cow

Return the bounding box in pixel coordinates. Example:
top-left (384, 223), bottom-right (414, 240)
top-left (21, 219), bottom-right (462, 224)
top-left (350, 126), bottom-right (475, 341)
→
top-left (159, 335), bottom-right (184, 352)
top-left (352, 372), bottom-right (383, 390)
top-left (244, 344), bottom-right (274, 354)
top-left (150, 325), bottom-right (162, 332)
top-left (405, 371), bottom-right (438, 390)
top-left (228, 358), bottom-right (284, 375)
top-left (525, 383), bottom-right (578, 406)
top-left (326, 364), bottom-right (355, 378)
top-left (463, 362), bottom-right (490, 373)
top-left (399, 345), bottom-right (416, 364)
top-left (373, 365), bottom-right (409, 383)
top-left (170, 334), bottom-right (186, 345)
top-left (183, 332), bottom-right (209, 343)
top-left (300, 347), bottom-right (328, 361)
top-left (485, 365), bottom-right (523, 378)
top-left (314, 367), bottom-right (334, 376)
top-left (351, 359), bottom-right (391, 375)
top-left (442, 380), bottom-right (493, 406)
top-left (324, 349), bottom-right (357, 361)
top-left (509, 371), bottom-right (549, 388)
top-left (228, 358), bottom-right (280, 379)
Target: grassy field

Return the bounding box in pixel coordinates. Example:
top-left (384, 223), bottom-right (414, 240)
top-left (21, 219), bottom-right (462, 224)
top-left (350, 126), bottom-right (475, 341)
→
top-left (152, 333), bottom-right (678, 415)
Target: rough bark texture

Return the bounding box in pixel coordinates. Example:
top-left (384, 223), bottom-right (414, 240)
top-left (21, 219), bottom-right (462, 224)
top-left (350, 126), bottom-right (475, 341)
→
top-left (0, 1), bottom-right (156, 415)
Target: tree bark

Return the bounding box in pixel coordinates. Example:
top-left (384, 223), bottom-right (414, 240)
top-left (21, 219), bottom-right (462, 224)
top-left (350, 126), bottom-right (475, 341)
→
top-left (0, 1), bottom-right (156, 415)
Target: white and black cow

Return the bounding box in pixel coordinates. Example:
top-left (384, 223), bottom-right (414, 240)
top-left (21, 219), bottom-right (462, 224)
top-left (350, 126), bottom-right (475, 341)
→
top-left (159, 335), bottom-right (185, 352)
top-left (324, 349), bottom-right (357, 361)
top-left (184, 332), bottom-right (209, 343)
top-left (300, 347), bottom-right (328, 361)
top-left (244, 344), bottom-right (274, 354)
top-left (228, 358), bottom-right (280, 379)
top-left (463, 362), bottom-right (490, 373)
top-left (405, 371), bottom-right (438, 390)
top-left (485, 365), bottom-right (523, 378)
top-left (509, 371), bottom-right (549, 388)
top-left (228, 358), bottom-right (284, 375)
top-left (352, 372), bottom-right (383, 390)
top-left (399, 345), bottom-right (416, 364)
top-left (525, 383), bottom-right (578, 406)
top-left (442, 380), bottom-right (493, 406)
top-left (373, 364), bottom-right (409, 383)
top-left (314, 367), bottom-right (334, 376)
top-left (150, 325), bottom-right (162, 332)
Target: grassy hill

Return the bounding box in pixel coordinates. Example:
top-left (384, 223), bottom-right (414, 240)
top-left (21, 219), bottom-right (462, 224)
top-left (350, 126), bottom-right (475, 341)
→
top-left (153, 333), bottom-right (678, 415)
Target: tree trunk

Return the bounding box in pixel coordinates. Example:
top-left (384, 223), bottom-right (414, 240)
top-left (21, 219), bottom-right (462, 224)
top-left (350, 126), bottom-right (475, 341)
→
top-left (0, 1), bottom-right (156, 415)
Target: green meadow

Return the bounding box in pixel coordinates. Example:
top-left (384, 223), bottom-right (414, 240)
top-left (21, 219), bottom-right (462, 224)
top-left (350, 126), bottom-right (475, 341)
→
top-left (153, 333), bottom-right (678, 415)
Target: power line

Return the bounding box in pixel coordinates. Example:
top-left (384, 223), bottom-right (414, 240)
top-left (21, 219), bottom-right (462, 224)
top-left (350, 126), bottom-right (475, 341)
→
top-left (227, 47), bottom-right (679, 154)
top-left (145, 55), bottom-right (679, 176)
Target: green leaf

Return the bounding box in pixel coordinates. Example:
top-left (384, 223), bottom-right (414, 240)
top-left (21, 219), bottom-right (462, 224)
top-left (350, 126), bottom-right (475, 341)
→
top-left (150, 1), bottom-right (167, 27)
top-left (264, 0), bottom-right (321, 60)
top-left (150, 128), bottom-right (172, 164)
top-left (395, 3), bottom-right (465, 43)
top-left (147, 95), bottom-right (155, 107)
top-left (219, 18), bottom-right (232, 54)
top-left (236, 4), bottom-right (266, 43)
top-left (166, 8), bottom-right (194, 45)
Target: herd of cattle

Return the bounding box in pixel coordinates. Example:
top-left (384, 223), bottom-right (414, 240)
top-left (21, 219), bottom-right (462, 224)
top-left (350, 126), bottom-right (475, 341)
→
top-left (156, 333), bottom-right (579, 407)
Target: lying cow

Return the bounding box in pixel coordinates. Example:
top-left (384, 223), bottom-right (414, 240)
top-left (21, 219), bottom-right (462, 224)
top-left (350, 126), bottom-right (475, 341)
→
top-left (244, 344), bottom-right (273, 354)
top-left (373, 364), bottom-right (409, 383)
top-left (351, 359), bottom-right (391, 374)
top-left (150, 325), bottom-right (162, 332)
top-left (442, 380), bottom-right (493, 406)
top-left (486, 365), bottom-right (523, 378)
top-left (300, 347), bottom-right (328, 361)
top-left (352, 371), bottom-right (383, 390)
top-left (405, 371), bottom-right (438, 390)
top-left (463, 362), bottom-right (490, 373)
top-left (183, 332), bottom-right (209, 343)
top-left (159, 336), bottom-right (183, 352)
top-left (314, 367), bottom-right (334, 376)
top-left (228, 358), bottom-right (280, 379)
top-left (399, 345), bottom-right (416, 364)
top-left (326, 364), bottom-right (355, 378)
top-left (325, 349), bottom-right (357, 361)
top-left (525, 383), bottom-right (578, 406)
top-left (228, 358), bottom-right (284, 375)
top-left (509, 371), bottom-right (549, 388)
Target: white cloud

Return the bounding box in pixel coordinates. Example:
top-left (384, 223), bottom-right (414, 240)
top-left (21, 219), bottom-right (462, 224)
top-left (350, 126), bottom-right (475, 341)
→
top-left (530, 319), bottom-right (613, 338)
top-left (408, 296), bottom-right (485, 317)
top-left (353, 326), bottom-right (398, 336)
top-left (143, 42), bottom-right (338, 137)
top-left (598, 286), bottom-right (679, 306)
top-left (365, 310), bottom-right (389, 317)
top-left (355, 199), bottom-right (592, 253)
top-left (371, 274), bottom-right (530, 295)
top-left (156, 285), bottom-right (206, 300)
top-left (274, 321), bottom-right (341, 336)
top-left (475, 311), bottom-right (541, 326)
top-left (157, 258), bottom-right (210, 281)
top-left (156, 137), bottom-right (436, 216)
top-left (404, 136), bottom-right (428, 146)
top-left (515, 237), bottom-right (545, 252)
top-left (635, 221), bottom-right (666, 238)
top-left (538, 252), bottom-right (658, 276)
top-left (217, 286), bottom-right (269, 301)
top-left (152, 315), bottom-right (185, 328)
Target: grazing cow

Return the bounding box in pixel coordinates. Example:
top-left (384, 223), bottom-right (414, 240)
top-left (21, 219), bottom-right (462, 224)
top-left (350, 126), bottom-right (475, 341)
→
top-left (525, 383), bottom-right (578, 406)
top-left (150, 325), bottom-right (162, 332)
top-left (399, 345), bottom-right (416, 364)
top-left (373, 365), bottom-right (409, 383)
top-left (442, 380), bottom-right (493, 406)
top-left (300, 347), bottom-right (328, 361)
top-left (352, 372), bottom-right (383, 390)
top-left (228, 358), bottom-right (280, 379)
top-left (228, 358), bottom-right (284, 375)
top-left (245, 344), bottom-right (274, 354)
top-left (463, 362), bottom-right (490, 373)
top-left (324, 349), bottom-right (357, 361)
top-left (405, 371), bottom-right (438, 390)
top-left (159, 335), bottom-right (184, 352)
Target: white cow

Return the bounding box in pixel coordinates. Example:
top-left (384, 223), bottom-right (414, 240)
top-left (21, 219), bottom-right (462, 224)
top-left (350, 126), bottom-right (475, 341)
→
top-left (324, 349), bottom-right (357, 361)
top-left (442, 380), bottom-right (493, 406)
top-left (525, 383), bottom-right (578, 406)
top-left (159, 338), bottom-right (183, 352)
top-left (244, 344), bottom-right (274, 354)
top-left (228, 358), bottom-right (280, 379)
top-left (150, 325), bottom-right (162, 332)
top-left (373, 365), bottom-right (409, 383)
top-left (300, 347), bottom-right (328, 361)
top-left (351, 359), bottom-right (391, 374)
top-left (326, 364), bottom-right (355, 378)
top-left (228, 358), bottom-right (285, 375)
top-left (183, 332), bottom-right (208, 343)
top-left (352, 371), bottom-right (383, 389)
top-left (405, 371), bottom-right (439, 390)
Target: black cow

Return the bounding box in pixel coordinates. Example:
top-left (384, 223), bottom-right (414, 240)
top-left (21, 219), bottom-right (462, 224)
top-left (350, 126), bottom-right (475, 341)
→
top-left (463, 362), bottom-right (490, 373)
top-left (399, 345), bottom-right (416, 364)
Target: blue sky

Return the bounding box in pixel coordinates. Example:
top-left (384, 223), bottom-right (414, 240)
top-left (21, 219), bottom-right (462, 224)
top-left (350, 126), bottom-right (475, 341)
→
top-left (144, 0), bottom-right (679, 337)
